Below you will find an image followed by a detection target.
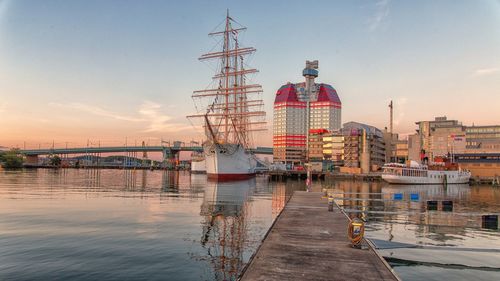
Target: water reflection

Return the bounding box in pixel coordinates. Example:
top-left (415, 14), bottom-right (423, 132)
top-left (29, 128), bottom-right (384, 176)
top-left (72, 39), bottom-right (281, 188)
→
top-left (161, 170), bottom-right (179, 191)
top-left (123, 169), bottom-right (137, 189)
top-left (0, 170), bottom-right (291, 281)
top-left (2, 169), bottom-right (497, 280)
top-left (270, 181), bottom-right (304, 217)
top-left (328, 182), bottom-right (497, 230)
top-left (196, 177), bottom-right (306, 280)
top-left (199, 179), bottom-right (254, 281)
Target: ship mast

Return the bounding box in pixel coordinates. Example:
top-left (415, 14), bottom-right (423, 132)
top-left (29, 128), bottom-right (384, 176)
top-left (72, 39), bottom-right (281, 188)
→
top-left (188, 11), bottom-right (266, 148)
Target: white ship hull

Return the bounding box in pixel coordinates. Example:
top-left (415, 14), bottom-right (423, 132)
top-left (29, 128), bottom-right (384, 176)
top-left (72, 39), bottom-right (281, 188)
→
top-left (204, 143), bottom-right (256, 181)
top-left (191, 159), bottom-right (206, 174)
top-left (382, 170), bottom-right (471, 185)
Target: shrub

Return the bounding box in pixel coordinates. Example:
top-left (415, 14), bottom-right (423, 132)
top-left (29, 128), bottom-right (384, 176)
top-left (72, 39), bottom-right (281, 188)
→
top-left (0, 150), bottom-right (24, 169)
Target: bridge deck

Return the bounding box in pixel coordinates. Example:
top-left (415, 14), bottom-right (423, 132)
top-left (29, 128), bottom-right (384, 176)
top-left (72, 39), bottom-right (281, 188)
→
top-left (20, 146), bottom-right (272, 155)
top-left (240, 191), bottom-right (399, 281)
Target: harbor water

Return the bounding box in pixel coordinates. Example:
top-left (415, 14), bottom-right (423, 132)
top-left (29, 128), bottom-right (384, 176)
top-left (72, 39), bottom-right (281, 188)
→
top-left (0, 169), bottom-right (499, 280)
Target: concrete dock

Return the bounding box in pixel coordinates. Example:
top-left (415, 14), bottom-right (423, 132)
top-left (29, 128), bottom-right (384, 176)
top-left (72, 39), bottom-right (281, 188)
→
top-left (239, 191), bottom-right (399, 281)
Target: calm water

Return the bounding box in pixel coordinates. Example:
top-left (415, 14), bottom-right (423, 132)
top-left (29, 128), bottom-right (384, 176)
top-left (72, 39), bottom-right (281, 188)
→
top-left (0, 169), bottom-right (499, 280)
top-left (0, 169), bottom-right (303, 281)
top-left (326, 181), bottom-right (500, 281)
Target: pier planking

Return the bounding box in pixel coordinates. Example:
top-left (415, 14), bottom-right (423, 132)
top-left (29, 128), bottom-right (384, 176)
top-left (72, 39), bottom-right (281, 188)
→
top-left (239, 191), bottom-right (399, 281)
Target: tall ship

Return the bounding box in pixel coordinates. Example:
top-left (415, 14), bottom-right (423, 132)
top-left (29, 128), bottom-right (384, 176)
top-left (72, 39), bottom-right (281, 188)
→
top-left (190, 152), bottom-right (206, 174)
top-left (382, 158), bottom-right (471, 185)
top-left (188, 11), bottom-right (266, 181)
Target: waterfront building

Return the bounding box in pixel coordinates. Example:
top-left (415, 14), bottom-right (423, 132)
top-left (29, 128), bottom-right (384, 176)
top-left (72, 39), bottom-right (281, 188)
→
top-left (383, 131), bottom-right (396, 163)
top-left (322, 131), bottom-right (344, 167)
top-left (382, 129), bottom-right (409, 164)
top-left (395, 139), bottom-right (409, 162)
top-left (465, 125), bottom-right (500, 153)
top-left (308, 129), bottom-right (328, 162)
top-left (407, 134), bottom-right (421, 163)
top-left (454, 153), bottom-right (500, 180)
top-left (273, 60), bottom-right (342, 164)
top-left (416, 116), bottom-right (466, 159)
top-left (343, 131), bottom-right (360, 168)
top-left (342, 122), bottom-right (386, 172)
top-left (414, 117), bottom-right (500, 160)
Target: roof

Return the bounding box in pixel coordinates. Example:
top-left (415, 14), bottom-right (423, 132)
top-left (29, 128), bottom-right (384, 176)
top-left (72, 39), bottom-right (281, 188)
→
top-left (317, 84), bottom-right (341, 104)
top-left (274, 83), bottom-right (299, 103)
top-left (274, 82), bottom-right (342, 104)
top-left (343, 121), bottom-right (383, 138)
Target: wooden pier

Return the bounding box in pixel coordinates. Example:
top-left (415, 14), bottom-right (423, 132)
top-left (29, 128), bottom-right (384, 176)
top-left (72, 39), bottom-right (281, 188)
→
top-left (239, 191), bottom-right (399, 281)
top-left (268, 171), bottom-right (382, 182)
top-left (268, 170), bottom-right (325, 181)
top-left (326, 172), bottom-right (382, 182)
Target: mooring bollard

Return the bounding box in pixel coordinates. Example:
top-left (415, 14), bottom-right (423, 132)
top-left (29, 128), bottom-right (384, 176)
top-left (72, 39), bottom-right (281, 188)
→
top-left (482, 215), bottom-right (498, 229)
top-left (427, 200), bottom-right (438, 211)
top-left (328, 196), bottom-right (334, 212)
top-left (442, 200), bottom-right (453, 212)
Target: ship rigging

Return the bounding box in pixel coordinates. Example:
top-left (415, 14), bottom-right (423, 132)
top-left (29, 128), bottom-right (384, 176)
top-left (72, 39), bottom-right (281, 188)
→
top-left (187, 11), bottom-right (266, 180)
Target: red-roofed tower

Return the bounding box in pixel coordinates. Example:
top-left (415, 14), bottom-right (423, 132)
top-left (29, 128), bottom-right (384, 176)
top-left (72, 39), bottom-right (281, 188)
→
top-left (273, 61), bottom-right (342, 164)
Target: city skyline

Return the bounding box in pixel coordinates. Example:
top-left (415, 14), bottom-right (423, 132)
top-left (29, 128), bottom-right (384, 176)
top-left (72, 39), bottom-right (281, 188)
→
top-left (1, 0), bottom-right (499, 148)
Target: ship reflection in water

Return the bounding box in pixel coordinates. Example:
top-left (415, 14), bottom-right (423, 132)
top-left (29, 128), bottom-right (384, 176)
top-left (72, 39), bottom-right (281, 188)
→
top-left (326, 181), bottom-right (500, 280)
top-left (192, 175), bottom-right (304, 280)
top-left (199, 177), bottom-right (253, 280)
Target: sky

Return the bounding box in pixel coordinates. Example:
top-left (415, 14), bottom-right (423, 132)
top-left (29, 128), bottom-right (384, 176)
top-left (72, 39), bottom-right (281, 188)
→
top-left (1, 0), bottom-right (499, 149)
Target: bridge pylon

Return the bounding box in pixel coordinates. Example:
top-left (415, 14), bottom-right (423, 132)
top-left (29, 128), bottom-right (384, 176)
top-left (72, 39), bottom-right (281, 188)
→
top-left (162, 147), bottom-right (179, 170)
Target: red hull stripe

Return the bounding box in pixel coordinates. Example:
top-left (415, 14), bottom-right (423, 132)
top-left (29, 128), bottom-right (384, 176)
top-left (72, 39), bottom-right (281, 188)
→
top-left (207, 173), bottom-right (256, 181)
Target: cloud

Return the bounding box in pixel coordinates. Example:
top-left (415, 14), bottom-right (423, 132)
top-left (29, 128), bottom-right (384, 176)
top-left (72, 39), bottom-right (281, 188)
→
top-left (368, 0), bottom-right (391, 31)
top-left (473, 67), bottom-right (499, 77)
top-left (138, 101), bottom-right (191, 132)
top-left (49, 101), bottom-right (191, 133)
top-left (49, 102), bottom-right (144, 122)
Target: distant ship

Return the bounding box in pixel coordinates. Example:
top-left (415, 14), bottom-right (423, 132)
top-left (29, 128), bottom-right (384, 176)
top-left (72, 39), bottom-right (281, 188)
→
top-left (382, 159), bottom-right (471, 185)
top-left (187, 11), bottom-right (266, 181)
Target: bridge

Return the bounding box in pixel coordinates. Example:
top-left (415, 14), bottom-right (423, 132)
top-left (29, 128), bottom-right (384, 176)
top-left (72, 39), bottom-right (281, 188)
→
top-left (19, 145), bottom-right (273, 166)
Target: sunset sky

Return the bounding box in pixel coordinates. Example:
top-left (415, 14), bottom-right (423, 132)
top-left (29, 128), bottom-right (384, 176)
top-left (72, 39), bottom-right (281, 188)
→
top-left (1, 0), bottom-right (499, 149)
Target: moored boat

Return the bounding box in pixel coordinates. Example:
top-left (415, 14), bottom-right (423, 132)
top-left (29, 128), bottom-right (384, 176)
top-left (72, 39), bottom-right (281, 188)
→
top-left (382, 160), bottom-right (471, 185)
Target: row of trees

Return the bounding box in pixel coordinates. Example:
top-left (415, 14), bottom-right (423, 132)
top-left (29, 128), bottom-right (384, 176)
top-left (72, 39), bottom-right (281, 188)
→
top-left (0, 150), bottom-right (61, 169)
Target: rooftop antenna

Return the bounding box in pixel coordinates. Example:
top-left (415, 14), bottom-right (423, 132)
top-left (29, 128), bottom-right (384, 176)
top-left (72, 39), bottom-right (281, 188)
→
top-left (389, 100), bottom-right (393, 134)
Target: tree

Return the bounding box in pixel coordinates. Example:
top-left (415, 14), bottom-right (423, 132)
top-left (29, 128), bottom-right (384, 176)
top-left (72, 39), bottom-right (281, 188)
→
top-left (0, 150), bottom-right (24, 169)
top-left (49, 155), bottom-right (62, 167)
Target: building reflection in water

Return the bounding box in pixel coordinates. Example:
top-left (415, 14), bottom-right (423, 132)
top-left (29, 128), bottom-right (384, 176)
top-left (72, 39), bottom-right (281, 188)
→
top-left (161, 170), bottom-right (179, 192)
top-left (199, 178), bottom-right (255, 281)
top-left (270, 181), bottom-right (305, 216)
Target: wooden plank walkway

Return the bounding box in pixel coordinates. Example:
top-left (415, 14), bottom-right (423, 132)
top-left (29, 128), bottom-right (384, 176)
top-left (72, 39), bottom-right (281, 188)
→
top-left (239, 191), bottom-right (399, 281)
